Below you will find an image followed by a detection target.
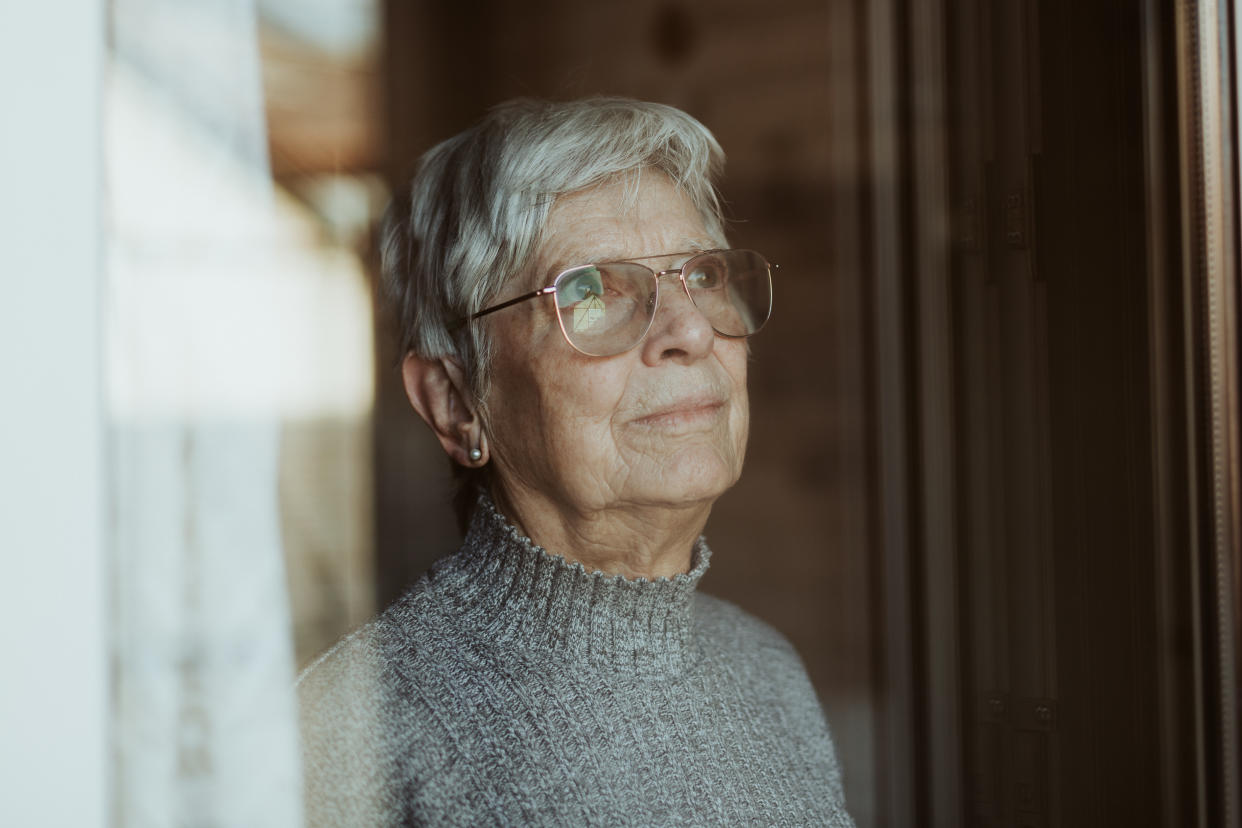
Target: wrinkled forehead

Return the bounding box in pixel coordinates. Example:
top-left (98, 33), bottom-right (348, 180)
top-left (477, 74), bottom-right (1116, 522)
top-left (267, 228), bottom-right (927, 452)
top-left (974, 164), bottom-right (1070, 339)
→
top-left (527, 173), bottom-right (725, 283)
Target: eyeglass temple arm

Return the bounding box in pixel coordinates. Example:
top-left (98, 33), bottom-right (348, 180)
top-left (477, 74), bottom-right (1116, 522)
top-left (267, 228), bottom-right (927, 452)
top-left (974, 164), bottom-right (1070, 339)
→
top-left (464, 286), bottom-right (557, 322)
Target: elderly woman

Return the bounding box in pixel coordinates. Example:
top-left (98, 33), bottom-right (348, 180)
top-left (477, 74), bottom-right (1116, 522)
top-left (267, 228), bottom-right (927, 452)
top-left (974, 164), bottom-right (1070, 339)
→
top-left (298, 97), bottom-right (854, 827)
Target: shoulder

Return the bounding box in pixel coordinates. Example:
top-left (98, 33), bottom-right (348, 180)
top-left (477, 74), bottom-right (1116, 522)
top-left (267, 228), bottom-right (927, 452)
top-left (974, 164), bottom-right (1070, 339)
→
top-left (296, 617), bottom-right (392, 827)
top-left (297, 579), bottom-right (437, 702)
top-left (296, 580), bottom-right (459, 827)
top-left (691, 592), bottom-right (828, 715)
top-left (693, 591), bottom-right (804, 663)
top-left (693, 591), bottom-right (850, 810)
top-left (297, 574), bottom-right (474, 743)
top-left (296, 620), bottom-right (382, 700)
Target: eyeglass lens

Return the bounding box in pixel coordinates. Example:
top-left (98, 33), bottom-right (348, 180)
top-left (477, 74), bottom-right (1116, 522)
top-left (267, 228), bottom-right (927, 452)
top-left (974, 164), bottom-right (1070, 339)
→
top-left (553, 249), bottom-right (772, 357)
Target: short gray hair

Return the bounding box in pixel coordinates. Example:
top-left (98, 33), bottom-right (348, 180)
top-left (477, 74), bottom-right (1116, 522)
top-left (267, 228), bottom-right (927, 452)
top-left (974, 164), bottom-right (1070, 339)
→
top-left (379, 97), bottom-right (728, 403)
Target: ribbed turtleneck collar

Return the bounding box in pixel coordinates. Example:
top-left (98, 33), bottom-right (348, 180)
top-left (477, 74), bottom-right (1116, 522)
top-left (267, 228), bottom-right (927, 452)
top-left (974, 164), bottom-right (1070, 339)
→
top-left (427, 493), bottom-right (711, 674)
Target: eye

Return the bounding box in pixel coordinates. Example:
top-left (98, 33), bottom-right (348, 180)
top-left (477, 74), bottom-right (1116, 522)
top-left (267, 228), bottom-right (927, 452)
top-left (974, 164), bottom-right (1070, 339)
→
top-left (685, 261), bottom-right (726, 290)
top-left (557, 267), bottom-right (604, 307)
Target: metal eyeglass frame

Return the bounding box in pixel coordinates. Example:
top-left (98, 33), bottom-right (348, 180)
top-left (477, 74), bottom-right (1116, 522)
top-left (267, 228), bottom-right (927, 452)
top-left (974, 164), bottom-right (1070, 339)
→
top-left (460, 248), bottom-right (776, 355)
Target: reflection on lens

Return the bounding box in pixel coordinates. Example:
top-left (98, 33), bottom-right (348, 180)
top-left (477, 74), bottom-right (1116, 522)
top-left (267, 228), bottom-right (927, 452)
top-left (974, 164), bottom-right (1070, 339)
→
top-left (685, 259), bottom-right (725, 290)
top-left (556, 263), bottom-right (655, 356)
top-left (557, 266), bottom-right (604, 307)
top-left (685, 250), bottom-right (771, 337)
top-left (572, 293), bottom-right (606, 331)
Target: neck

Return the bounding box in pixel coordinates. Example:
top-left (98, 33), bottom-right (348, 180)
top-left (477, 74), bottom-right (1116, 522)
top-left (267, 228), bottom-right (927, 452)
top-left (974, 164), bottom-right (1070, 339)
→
top-left (490, 483), bottom-right (710, 580)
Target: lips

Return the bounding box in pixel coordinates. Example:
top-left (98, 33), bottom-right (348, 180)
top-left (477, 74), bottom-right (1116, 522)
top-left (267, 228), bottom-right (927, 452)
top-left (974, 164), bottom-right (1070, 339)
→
top-left (631, 394), bottom-right (727, 428)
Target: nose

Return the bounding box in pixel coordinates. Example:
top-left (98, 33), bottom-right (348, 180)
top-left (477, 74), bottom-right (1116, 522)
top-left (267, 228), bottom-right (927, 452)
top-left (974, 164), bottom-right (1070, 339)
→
top-left (639, 269), bottom-right (716, 366)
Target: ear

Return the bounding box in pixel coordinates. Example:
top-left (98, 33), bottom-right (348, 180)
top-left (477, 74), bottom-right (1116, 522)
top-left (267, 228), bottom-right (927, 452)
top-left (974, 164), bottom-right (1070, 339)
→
top-left (401, 353), bottom-right (488, 467)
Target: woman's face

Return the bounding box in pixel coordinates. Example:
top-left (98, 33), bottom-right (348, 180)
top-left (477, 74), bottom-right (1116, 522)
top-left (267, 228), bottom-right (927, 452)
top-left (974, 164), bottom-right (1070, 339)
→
top-left (481, 172), bottom-right (750, 519)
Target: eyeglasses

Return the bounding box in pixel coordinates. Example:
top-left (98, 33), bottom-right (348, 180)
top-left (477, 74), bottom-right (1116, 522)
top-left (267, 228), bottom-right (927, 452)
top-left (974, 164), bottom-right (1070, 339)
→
top-left (465, 248), bottom-right (775, 357)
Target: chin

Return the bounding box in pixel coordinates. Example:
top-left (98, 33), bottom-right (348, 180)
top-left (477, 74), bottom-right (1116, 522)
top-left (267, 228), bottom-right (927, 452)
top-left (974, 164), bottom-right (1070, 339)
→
top-left (635, 446), bottom-right (742, 507)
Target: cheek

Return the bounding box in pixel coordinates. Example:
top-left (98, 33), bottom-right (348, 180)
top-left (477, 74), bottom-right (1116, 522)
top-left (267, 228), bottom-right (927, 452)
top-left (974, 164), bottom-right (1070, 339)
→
top-left (481, 329), bottom-right (554, 460)
top-left (486, 343), bottom-right (632, 475)
top-left (547, 364), bottom-right (632, 455)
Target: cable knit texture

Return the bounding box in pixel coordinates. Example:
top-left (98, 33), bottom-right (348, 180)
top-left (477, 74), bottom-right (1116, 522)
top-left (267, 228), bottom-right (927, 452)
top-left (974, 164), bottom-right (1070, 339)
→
top-left (298, 496), bottom-right (855, 826)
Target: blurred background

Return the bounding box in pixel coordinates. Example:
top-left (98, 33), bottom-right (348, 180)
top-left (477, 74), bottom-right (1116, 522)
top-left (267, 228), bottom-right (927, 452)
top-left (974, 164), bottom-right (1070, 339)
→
top-left (5, 1), bottom-right (1242, 826)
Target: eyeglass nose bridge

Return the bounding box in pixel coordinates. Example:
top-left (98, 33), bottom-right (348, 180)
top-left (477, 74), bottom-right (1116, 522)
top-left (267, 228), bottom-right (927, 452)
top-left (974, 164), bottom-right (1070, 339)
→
top-left (651, 265), bottom-right (695, 294)
top-left (650, 264), bottom-right (700, 302)
top-left (644, 264), bottom-right (715, 337)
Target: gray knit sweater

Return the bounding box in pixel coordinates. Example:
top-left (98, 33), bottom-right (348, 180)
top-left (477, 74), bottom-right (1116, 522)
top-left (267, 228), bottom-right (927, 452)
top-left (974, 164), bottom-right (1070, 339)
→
top-left (298, 496), bottom-right (854, 826)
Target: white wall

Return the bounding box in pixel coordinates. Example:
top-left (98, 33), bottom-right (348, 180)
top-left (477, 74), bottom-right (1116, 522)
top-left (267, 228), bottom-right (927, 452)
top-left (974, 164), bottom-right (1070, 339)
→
top-left (0, 3), bottom-right (108, 827)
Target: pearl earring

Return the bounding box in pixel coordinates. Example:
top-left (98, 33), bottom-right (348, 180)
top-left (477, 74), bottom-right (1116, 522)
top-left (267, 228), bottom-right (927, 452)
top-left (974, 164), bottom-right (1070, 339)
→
top-left (468, 447), bottom-right (483, 462)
